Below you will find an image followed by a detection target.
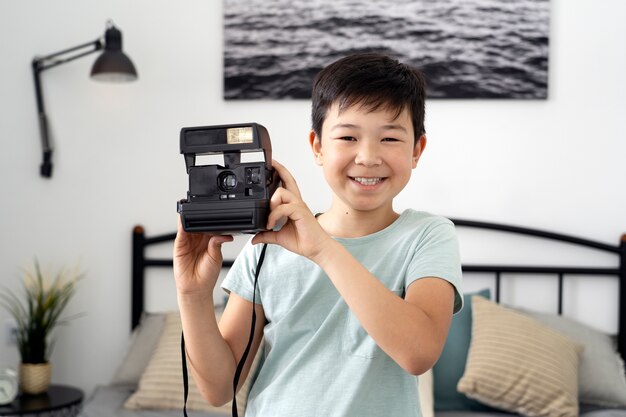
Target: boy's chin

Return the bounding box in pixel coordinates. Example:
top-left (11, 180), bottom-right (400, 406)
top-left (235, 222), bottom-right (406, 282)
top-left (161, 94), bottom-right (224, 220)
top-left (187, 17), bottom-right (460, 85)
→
top-left (341, 200), bottom-right (395, 214)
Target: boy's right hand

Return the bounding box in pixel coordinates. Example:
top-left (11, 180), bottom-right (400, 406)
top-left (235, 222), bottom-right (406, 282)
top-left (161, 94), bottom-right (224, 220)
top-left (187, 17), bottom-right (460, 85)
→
top-left (173, 215), bottom-right (234, 297)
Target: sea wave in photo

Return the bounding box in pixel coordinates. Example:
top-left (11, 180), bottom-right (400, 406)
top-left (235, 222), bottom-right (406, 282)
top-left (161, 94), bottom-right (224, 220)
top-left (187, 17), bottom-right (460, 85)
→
top-left (224, 0), bottom-right (550, 99)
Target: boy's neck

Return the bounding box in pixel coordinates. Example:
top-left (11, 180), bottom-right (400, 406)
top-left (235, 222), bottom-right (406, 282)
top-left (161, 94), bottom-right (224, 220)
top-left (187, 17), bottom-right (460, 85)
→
top-left (318, 204), bottom-right (400, 238)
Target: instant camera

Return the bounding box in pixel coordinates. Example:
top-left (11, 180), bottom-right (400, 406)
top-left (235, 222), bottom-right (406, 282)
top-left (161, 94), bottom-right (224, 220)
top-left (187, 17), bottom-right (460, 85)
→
top-left (177, 123), bottom-right (280, 234)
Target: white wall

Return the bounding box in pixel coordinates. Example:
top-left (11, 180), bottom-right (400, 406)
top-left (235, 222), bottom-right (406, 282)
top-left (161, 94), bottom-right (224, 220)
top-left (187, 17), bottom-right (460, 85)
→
top-left (1, 0), bottom-right (625, 396)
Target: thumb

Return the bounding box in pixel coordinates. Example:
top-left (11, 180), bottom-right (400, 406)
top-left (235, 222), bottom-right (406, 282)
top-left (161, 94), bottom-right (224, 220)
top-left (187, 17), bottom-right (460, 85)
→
top-left (208, 235), bottom-right (234, 251)
top-left (206, 235), bottom-right (233, 260)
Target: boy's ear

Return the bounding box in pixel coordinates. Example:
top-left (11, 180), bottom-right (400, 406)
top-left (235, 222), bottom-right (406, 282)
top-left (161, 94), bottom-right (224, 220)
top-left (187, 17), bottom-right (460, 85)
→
top-left (309, 130), bottom-right (323, 166)
top-left (412, 135), bottom-right (427, 168)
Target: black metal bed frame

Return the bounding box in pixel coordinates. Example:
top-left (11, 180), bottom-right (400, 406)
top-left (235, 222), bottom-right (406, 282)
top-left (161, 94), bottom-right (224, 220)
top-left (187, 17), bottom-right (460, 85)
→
top-left (131, 220), bottom-right (626, 361)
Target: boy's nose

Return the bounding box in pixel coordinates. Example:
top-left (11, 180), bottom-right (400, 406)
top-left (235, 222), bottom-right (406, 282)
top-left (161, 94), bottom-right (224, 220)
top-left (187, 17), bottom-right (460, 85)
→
top-left (354, 143), bottom-right (382, 167)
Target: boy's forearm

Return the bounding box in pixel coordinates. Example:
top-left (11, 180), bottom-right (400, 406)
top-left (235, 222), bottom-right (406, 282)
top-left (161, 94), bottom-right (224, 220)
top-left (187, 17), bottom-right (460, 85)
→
top-left (312, 241), bottom-right (447, 374)
top-left (177, 293), bottom-right (238, 406)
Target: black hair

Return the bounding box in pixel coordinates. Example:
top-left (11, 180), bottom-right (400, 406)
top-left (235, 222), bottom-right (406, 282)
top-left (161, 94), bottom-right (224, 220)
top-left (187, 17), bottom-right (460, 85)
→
top-left (311, 53), bottom-right (427, 143)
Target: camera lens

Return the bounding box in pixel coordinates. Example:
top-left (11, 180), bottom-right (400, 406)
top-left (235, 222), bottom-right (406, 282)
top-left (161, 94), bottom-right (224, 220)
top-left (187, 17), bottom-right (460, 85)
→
top-left (218, 171), bottom-right (238, 191)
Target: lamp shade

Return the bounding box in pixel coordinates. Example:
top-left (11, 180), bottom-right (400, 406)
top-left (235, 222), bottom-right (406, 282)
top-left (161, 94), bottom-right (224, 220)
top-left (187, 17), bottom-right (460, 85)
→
top-left (90, 24), bottom-right (137, 82)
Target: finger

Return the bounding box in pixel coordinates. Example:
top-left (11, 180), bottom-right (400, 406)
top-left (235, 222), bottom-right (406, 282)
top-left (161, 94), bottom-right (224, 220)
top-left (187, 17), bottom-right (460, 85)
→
top-left (252, 230), bottom-right (278, 246)
top-left (266, 210), bottom-right (286, 231)
top-left (269, 186), bottom-right (297, 211)
top-left (272, 160), bottom-right (302, 199)
top-left (266, 202), bottom-right (302, 230)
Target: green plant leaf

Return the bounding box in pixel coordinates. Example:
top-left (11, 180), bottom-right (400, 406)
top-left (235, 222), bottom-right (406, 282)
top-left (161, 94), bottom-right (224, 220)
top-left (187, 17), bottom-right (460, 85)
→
top-left (0, 260), bottom-right (83, 364)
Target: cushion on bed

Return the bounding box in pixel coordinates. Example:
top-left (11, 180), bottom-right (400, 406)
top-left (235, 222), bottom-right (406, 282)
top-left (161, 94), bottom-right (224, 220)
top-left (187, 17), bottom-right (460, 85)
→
top-left (433, 288), bottom-right (498, 412)
top-left (522, 309), bottom-right (626, 408)
top-left (458, 296), bottom-right (582, 417)
top-left (124, 311), bottom-right (261, 415)
top-left (111, 312), bottom-right (166, 386)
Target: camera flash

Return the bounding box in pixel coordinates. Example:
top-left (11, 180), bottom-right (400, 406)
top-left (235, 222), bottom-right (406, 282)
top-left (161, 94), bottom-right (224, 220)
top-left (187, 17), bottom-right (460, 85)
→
top-left (227, 127), bottom-right (254, 144)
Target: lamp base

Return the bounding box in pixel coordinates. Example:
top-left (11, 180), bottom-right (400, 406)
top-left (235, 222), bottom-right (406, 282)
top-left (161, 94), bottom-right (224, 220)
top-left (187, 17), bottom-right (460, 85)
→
top-left (40, 162), bottom-right (53, 178)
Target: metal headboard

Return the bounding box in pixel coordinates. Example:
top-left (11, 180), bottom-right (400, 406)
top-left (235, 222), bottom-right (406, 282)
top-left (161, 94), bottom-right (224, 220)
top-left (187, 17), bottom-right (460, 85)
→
top-left (131, 220), bottom-right (626, 361)
top-left (449, 218), bottom-right (626, 362)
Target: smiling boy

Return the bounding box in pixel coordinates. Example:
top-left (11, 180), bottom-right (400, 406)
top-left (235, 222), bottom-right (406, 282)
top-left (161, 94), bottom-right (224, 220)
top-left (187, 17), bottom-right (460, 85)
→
top-left (174, 53), bottom-right (462, 417)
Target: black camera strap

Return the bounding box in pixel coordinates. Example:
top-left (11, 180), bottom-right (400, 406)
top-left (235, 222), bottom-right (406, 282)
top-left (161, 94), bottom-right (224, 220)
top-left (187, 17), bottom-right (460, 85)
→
top-left (180, 332), bottom-right (190, 417)
top-left (180, 243), bottom-right (268, 417)
top-left (232, 242), bottom-right (267, 416)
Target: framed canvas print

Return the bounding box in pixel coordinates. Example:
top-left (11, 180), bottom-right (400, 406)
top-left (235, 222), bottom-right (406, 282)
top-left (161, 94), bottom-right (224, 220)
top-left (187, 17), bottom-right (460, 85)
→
top-left (224, 0), bottom-right (550, 100)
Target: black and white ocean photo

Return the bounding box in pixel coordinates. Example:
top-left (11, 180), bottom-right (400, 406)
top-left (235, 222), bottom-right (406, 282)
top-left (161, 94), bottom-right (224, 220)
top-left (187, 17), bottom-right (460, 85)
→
top-left (224, 0), bottom-right (550, 100)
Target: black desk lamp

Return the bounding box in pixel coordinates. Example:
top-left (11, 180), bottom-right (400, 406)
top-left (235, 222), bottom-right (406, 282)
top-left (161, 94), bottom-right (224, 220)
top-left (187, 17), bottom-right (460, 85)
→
top-left (32, 20), bottom-right (138, 178)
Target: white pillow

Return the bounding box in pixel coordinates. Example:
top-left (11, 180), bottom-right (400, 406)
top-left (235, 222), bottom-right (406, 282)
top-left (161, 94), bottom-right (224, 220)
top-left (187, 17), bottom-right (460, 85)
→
top-left (522, 308), bottom-right (626, 407)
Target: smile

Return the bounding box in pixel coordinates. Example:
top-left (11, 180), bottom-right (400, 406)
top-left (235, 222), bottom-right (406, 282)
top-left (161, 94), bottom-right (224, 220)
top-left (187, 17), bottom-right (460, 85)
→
top-left (351, 177), bottom-right (384, 186)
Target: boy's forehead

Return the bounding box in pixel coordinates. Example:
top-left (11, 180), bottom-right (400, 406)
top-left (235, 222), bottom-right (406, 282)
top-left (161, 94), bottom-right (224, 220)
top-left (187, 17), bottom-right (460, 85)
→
top-left (325, 102), bottom-right (412, 127)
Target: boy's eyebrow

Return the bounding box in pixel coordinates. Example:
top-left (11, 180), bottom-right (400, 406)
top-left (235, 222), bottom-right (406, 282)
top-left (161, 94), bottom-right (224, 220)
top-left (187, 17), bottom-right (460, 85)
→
top-left (330, 123), bottom-right (359, 131)
top-left (381, 123), bottom-right (408, 132)
top-left (330, 123), bottom-right (408, 132)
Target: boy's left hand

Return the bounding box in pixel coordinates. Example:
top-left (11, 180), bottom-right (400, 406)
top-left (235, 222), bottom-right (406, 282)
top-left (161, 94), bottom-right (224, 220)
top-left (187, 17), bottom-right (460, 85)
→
top-left (252, 160), bottom-right (332, 260)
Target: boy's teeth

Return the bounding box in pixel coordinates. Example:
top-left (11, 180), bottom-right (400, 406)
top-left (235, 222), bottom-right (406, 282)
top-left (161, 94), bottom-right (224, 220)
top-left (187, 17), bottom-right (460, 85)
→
top-left (353, 177), bottom-right (382, 185)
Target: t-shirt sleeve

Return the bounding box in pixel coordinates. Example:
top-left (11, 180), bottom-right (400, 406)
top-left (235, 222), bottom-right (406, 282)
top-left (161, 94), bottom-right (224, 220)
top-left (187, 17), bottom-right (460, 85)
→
top-left (406, 219), bottom-right (463, 314)
top-left (221, 239), bottom-right (263, 304)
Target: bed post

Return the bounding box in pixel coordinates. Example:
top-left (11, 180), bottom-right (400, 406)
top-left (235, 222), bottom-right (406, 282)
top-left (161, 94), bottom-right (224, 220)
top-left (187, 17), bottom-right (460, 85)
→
top-left (617, 233), bottom-right (626, 361)
top-left (132, 226), bottom-right (146, 331)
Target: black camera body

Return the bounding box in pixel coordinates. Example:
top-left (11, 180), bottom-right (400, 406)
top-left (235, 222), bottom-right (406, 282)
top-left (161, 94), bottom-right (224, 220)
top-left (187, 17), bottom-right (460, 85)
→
top-left (177, 123), bottom-right (279, 234)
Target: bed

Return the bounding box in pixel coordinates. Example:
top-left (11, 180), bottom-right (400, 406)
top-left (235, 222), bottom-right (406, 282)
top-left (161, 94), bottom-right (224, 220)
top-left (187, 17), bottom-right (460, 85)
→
top-left (79, 219), bottom-right (626, 417)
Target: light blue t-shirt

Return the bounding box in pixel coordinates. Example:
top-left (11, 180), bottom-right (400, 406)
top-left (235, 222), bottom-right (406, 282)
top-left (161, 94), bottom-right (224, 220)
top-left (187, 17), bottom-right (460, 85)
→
top-left (222, 209), bottom-right (462, 417)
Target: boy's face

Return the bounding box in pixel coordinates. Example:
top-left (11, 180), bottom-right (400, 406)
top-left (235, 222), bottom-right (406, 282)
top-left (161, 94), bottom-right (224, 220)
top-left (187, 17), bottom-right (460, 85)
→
top-left (310, 103), bottom-right (425, 215)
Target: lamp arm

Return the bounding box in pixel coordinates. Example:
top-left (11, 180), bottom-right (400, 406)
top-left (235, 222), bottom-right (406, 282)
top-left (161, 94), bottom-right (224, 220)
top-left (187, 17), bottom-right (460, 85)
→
top-left (31, 39), bottom-right (102, 178)
top-left (34, 39), bottom-right (102, 71)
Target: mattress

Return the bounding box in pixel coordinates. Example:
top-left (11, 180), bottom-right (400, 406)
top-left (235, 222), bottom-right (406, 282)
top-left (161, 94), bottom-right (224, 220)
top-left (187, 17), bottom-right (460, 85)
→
top-left (79, 385), bottom-right (230, 417)
top-left (80, 385), bottom-right (626, 417)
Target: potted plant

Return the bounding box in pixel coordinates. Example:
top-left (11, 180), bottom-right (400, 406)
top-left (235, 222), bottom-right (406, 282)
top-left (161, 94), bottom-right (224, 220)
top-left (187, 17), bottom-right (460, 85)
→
top-left (0, 260), bottom-right (82, 394)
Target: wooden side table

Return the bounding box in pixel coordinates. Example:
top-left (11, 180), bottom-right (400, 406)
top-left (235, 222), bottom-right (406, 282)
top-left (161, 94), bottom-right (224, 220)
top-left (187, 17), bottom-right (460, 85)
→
top-left (0, 385), bottom-right (83, 417)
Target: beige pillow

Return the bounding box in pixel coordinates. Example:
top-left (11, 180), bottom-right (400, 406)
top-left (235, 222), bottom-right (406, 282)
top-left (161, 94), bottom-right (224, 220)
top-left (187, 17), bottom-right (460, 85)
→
top-left (418, 369), bottom-right (434, 417)
top-left (124, 311), bottom-right (261, 415)
top-left (457, 296), bottom-right (582, 417)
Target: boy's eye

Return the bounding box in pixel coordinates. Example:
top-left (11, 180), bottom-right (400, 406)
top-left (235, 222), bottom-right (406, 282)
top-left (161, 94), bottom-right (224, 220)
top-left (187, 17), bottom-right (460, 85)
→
top-left (382, 137), bottom-right (400, 142)
top-left (339, 136), bottom-right (357, 141)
